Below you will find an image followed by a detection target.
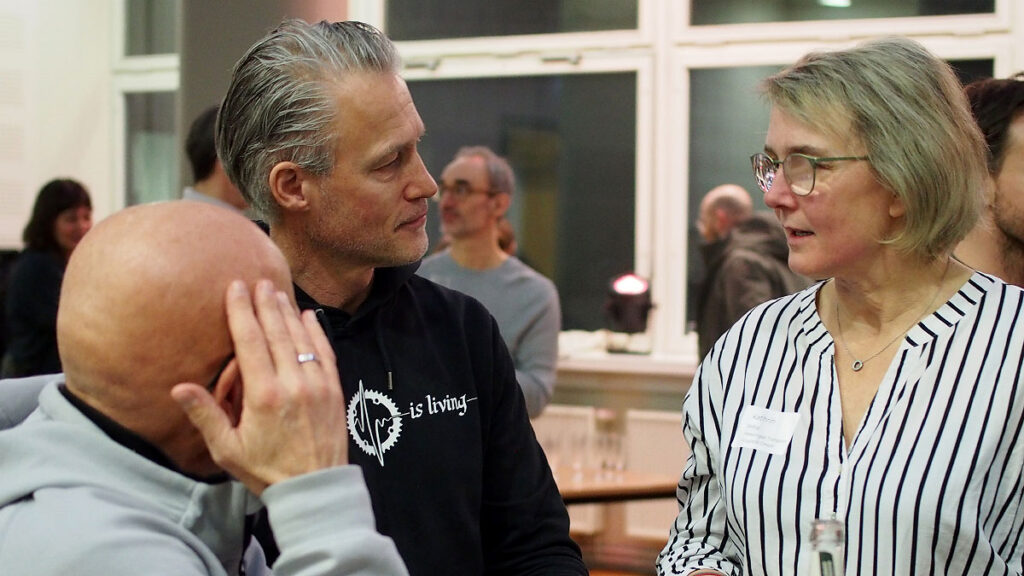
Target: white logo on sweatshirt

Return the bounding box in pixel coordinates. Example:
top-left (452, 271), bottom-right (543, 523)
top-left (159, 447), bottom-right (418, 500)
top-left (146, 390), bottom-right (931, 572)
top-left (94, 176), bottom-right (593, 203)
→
top-left (347, 379), bottom-right (479, 467)
top-left (347, 380), bottom-right (403, 466)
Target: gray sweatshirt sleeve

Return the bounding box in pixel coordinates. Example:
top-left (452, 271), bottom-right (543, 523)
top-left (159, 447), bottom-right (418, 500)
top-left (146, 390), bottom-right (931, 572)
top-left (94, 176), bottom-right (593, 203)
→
top-left (258, 466), bottom-right (409, 576)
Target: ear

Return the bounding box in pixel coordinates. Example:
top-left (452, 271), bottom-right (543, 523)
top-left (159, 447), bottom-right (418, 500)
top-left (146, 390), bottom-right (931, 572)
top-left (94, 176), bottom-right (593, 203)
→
top-left (982, 175), bottom-right (996, 209)
top-left (713, 207), bottom-right (731, 234)
top-left (210, 358), bottom-right (243, 427)
top-left (887, 191), bottom-right (906, 219)
top-left (268, 161), bottom-right (313, 212)
top-left (492, 192), bottom-right (511, 218)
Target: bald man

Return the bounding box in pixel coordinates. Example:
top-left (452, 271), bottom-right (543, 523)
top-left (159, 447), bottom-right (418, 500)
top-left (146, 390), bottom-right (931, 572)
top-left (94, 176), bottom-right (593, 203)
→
top-left (0, 202), bottom-right (407, 575)
top-left (695, 184), bottom-right (810, 358)
top-left (696, 184), bottom-right (753, 244)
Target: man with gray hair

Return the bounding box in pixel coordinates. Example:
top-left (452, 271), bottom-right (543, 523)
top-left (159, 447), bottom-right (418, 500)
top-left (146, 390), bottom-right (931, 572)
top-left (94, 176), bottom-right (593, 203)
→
top-left (216, 19), bottom-right (585, 575)
top-left (419, 146), bottom-right (561, 418)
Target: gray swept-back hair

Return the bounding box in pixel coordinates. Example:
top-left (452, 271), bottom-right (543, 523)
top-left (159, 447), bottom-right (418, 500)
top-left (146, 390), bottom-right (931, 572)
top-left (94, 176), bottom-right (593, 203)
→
top-left (216, 19), bottom-right (400, 224)
top-left (762, 37), bottom-right (986, 260)
top-left (453, 146), bottom-right (516, 196)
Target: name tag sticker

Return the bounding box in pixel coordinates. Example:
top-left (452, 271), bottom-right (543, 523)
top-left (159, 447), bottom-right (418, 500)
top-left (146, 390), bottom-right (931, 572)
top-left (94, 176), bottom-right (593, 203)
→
top-left (732, 406), bottom-right (801, 454)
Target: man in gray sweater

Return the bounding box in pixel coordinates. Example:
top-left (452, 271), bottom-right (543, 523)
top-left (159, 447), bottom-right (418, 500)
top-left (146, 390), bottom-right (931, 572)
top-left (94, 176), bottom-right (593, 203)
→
top-left (419, 146), bottom-right (561, 418)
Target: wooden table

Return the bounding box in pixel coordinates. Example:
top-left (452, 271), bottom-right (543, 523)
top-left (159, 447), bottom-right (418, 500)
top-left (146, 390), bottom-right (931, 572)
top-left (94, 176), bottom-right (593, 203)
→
top-left (555, 467), bottom-right (678, 505)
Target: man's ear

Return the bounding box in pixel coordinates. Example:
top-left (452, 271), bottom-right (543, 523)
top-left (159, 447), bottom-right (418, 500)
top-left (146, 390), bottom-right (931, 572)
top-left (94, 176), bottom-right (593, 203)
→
top-left (268, 161), bottom-right (312, 212)
top-left (210, 359), bottom-right (243, 427)
top-left (982, 175), bottom-right (996, 209)
top-left (492, 192), bottom-right (511, 219)
top-left (713, 208), bottom-right (731, 235)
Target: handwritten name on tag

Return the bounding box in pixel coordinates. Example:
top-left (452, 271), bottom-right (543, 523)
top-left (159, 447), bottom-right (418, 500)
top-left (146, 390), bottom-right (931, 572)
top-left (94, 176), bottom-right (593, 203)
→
top-left (732, 406), bottom-right (801, 454)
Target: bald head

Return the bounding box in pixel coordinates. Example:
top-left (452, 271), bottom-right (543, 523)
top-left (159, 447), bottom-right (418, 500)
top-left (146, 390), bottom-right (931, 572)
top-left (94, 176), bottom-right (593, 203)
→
top-left (698, 184), bottom-right (753, 242)
top-left (57, 202), bottom-right (291, 416)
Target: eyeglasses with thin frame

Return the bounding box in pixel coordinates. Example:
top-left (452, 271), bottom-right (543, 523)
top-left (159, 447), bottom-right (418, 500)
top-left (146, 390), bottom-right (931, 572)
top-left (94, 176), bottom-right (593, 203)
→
top-left (750, 152), bottom-right (868, 196)
top-left (432, 180), bottom-right (501, 202)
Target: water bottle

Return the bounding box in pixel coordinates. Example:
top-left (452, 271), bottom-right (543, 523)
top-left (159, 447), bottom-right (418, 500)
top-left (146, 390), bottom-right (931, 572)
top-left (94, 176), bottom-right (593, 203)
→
top-left (809, 518), bottom-right (844, 576)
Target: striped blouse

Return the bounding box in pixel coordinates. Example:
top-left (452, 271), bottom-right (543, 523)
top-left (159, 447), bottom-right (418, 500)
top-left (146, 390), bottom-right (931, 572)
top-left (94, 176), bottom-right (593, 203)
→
top-left (657, 272), bottom-right (1024, 576)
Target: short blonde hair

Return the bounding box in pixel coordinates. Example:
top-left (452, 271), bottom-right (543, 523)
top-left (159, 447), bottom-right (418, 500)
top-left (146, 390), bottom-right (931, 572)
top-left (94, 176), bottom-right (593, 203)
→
top-left (762, 37), bottom-right (986, 260)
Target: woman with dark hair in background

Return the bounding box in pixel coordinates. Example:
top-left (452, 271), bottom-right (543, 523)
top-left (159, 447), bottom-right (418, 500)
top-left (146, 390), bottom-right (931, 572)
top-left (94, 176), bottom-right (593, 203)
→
top-left (2, 178), bottom-right (92, 377)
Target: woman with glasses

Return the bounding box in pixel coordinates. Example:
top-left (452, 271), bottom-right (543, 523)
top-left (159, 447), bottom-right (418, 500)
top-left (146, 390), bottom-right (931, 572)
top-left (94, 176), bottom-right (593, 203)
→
top-left (658, 38), bottom-right (1024, 576)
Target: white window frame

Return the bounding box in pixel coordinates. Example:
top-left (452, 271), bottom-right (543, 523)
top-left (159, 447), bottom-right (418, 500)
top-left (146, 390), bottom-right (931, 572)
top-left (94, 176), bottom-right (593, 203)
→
top-left (111, 0), bottom-right (179, 212)
top-left (357, 0), bottom-right (1022, 374)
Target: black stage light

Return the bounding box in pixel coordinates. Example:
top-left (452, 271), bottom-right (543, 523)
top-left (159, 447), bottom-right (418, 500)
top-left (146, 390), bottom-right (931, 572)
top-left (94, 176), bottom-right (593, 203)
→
top-left (604, 273), bottom-right (653, 335)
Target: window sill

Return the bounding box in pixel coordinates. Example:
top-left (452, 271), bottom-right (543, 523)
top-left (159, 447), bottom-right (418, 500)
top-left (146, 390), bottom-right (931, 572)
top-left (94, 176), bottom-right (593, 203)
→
top-left (557, 330), bottom-right (697, 378)
top-left (557, 352), bottom-right (696, 378)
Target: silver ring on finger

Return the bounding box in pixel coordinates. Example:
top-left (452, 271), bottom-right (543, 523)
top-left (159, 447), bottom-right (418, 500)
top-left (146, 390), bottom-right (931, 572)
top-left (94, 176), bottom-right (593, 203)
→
top-left (297, 352), bottom-right (319, 365)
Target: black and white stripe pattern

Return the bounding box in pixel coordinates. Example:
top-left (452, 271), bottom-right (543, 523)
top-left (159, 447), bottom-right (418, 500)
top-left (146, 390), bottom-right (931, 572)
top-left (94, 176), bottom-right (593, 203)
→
top-left (658, 272), bottom-right (1024, 576)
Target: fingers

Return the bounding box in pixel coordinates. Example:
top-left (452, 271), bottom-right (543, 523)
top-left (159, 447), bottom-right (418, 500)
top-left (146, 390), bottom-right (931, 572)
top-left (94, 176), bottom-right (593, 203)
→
top-left (303, 309), bottom-right (338, 381)
top-left (251, 281), bottom-right (301, 379)
top-left (227, 279), bottom-right (333, 380)
top-left (179, 278), bottom-right (347, 494)
top-left (225, 281), bottom-right (275, 392)
top-left (276, 291), bottom-right (321, 373)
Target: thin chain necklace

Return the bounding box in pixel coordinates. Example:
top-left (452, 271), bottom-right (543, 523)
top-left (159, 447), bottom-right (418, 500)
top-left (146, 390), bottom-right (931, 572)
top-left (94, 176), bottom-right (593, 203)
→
top-left (834, 259), bottom-right (950, 372)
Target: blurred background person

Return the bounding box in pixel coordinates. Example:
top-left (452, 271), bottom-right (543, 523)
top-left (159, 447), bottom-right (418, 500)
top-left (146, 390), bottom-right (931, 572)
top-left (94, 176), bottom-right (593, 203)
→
top-left (183, 104), bottom-right (247, 212)
top-left (955, 73), bottom-right (1024, 286)
top-left (694, 183), bottom-right (810, 359)
top-left (419, 146), bottom-right (560, 418)
top-left (659, 38), bottom-right (1023, 575)
top-left (2, 179), bottom-right (92, 377)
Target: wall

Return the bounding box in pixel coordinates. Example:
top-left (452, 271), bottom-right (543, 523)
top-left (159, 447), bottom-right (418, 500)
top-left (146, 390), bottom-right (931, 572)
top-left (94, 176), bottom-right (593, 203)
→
top-left (0, 1), bottom-right (114, 248)
top-left (177, 0), bottom-right (348, 186)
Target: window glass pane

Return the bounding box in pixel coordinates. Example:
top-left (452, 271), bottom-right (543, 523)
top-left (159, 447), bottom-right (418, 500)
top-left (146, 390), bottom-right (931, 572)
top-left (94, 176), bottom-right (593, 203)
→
top-left (387, 0), bottom-right (638, 40)
top-left (685, 66), bottom-right (777, 330)
top-left (125, 92), bottom-right (178, 206)
top-left (125, 0), bottom-right (179, 56)
top-left (685, 58), bottom-right (993, 329)
top-left (409, 73), bottom-right (636, 331)
top-left (950, 59), bottom-right (996, 86)
top-left (691, 0), bottom-right (993, 26)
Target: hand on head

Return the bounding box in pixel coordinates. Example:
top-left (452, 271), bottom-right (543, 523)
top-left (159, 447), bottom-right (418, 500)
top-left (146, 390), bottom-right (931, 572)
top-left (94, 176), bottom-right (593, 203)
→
top-left (56, 201), bottom-right (347, 493)
top-left (171, 278), bottom-right (347, 496)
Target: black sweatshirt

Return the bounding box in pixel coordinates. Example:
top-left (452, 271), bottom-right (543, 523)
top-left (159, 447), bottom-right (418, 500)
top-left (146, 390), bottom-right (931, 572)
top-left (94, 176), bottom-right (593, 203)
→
top-left (287, 261), bottom-right (585, 575)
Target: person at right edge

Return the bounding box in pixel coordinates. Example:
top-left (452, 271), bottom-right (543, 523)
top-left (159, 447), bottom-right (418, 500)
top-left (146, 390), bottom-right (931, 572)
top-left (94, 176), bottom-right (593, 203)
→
top-left (658, 37), bottom-right (1024, 575)
top-left (955, 73), bottom-right (1024, 287)
top-left (215, 19), bottom-right (586, 575)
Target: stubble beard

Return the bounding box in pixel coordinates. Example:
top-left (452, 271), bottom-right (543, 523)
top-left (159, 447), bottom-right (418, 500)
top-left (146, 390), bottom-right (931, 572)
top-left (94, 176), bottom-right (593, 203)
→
top-left (993, 200), bottom-right (1024, 286)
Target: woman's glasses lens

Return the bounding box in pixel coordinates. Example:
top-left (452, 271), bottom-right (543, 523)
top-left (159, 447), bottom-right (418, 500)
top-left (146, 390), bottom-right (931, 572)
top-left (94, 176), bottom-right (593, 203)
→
top-left (750, 153), bottom-right (776, 194)
top-left (785, 155), bottom-right (813, 195)
top-left (749, 153), bottom-right (813, 196)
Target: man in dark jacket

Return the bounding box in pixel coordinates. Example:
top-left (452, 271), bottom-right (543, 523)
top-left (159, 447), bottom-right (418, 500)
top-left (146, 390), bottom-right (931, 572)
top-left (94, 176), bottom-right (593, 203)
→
top-left (215, 19), bottom-right (586, 575)
top-left (696, 184), bottom-right (812, 359)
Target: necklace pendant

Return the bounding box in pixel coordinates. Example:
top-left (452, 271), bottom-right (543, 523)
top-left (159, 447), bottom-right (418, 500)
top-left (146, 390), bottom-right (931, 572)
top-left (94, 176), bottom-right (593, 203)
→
top-left (852, 360), bottom-right (864, 371)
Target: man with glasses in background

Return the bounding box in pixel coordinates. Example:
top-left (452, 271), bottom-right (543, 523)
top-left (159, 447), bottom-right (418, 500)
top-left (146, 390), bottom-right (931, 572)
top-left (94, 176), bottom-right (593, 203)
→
top-left (419, 146), bottom-right (560, 418)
